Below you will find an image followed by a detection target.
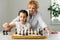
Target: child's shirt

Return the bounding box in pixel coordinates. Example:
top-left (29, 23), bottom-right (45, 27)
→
top-left (15, 22), bottom-right (31, 34)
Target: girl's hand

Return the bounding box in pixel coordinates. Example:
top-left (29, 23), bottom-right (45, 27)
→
top-left (3, 22), bottom-right (11, 31)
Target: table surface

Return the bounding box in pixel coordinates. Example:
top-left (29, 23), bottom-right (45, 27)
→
top-left (0, 31), bottom-right (60, 40)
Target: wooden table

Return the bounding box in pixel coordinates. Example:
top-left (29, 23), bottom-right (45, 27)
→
top-left (0, 31), bottom-right (60, 40)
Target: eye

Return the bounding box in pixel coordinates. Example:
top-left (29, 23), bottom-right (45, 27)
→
top-left (20, 16), bottom-right (22, 18)
top-left (23, 16), bottom-right (26, 18)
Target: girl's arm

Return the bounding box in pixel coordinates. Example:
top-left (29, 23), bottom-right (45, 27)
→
top-left (3, 22), bottom-right (16, 31)
top-left (9, 23), bottom-right (16, 28)
top-left (9, 16), bottom-right (19, 24)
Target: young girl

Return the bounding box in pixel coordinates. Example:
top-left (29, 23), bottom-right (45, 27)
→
top-left (3, 10), bottom-right (31, 34)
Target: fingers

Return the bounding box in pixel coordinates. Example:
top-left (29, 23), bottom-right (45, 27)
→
top-left (49, 30), bottom-right (57, 34)
top-left (3, 22), bottom-right (9, 28)
top-left (3, 22), bottom-right (11, 31)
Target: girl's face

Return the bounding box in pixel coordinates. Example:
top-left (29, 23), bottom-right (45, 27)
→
top-left (19, 12), bottom-right (27, 23)
top-left (27, 4), bottom-right (37, 15)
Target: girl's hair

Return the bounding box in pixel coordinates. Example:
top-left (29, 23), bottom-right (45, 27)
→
top-left (18, 10), bottom-right (28, 17)
top-left (27, 0), bottom-right (39, 9)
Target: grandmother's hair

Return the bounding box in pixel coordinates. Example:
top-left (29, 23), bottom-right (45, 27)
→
top-left (27, 0), bottom-right (39, 8)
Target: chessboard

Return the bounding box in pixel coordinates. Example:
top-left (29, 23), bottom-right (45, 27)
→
top-left (12, 28), bottom-right (46, 39)
top-left (12, 34), bottom-right (46, 39)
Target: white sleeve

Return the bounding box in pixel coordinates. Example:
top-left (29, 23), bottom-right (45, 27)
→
top-left (37, 15), bottom-right (47, 29)
top-left (9, 16), bottom-right (19, 24)
top-left (27, 23), bottom-right (31, 28)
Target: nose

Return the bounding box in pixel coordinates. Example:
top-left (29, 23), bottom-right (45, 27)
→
top-left (21, 18), bottom-right (24, 20)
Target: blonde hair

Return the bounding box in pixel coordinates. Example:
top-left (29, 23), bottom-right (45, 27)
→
top-left (27, 0), bottom-right (39, 9)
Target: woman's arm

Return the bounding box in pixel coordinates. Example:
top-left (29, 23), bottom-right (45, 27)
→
top-left (37, 14), bottom-right (57, 34)
top-left (44, 27), bottom-right (57, 34)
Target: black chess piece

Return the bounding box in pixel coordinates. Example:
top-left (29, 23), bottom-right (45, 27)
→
top-left (19, 31), bottom-right (21, 35)
top-left (23, 30), bottom-right (25, 35)
top-left (26, 29), bottom-right (28, 35)
top-left (3, 30), bottom-right (8, 35)
top-left (29, 29), bottom-right (31, 34)
top-left (15, 31), bottom-right (17, 34)
top-left (15, 28), bottom-right (17, 34)
top-left (15, 28), bottom-right (17, 31)
top-left (6, 30), bottom-right (8, 35)
top-left (33, 30), bottom-right (35, 34)
top-left (39, 29), bottom-right (43, 35)
top-left (37, 32), bottom-right (38, 35)
top-left (3, 30), bottom-right (5, 35)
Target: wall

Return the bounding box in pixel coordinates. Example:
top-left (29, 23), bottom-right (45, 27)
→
top-left (0, 0), bottom-right (9, 31)
top-left (0, 0), bottom-right (60, 31)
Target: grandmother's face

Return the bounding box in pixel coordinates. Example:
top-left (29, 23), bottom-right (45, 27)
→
top-left (27, 5), bottom-right (37, 15)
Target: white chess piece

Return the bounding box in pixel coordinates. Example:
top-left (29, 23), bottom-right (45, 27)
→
top-left (34, 30), bottom-right (37, 35)
top-left (24, 29), bottom-right (26, 35)
top-left (28, 29), bottom-right (29, 35)
top-left (31, 29), bottom-right (33, 35)
top-left (17, 29), bottom-right (20, 35)
top-left (21, 29), bottom-right (24, 35)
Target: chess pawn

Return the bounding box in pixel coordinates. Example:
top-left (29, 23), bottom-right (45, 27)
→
top-left (28, 29), bottom-right (31, 35)
top-left (19, 31), bottom-right (21, 35)
top-left (39, 29), bottom-right (43, 35)
top-left (3, 30), bottom-right (5, 35)
top-left (3, 30), bottom-right (8, 35)
top-left (15, 29), bottom-right (17, 34)
top-left (29, 28), bottom-right (31, 34)
top-left (21, 29), bottom-right (23, 35)
top-left (23, 29), bottom-right (25, 35)
top-left (26, 29), bottom-right (28, 35)
top-left (6, 30), bottom-right (8, 35)
top-left (17, 29), bottom-right (20, 35)
top-left (31, 29), bottom-right (33, 35)
top-left (34, 30), bottom-right (37, 35)
top-left (24, 29), bottom-right (26, 35)
top-left (24, 29), bottom-right (27, 35)
top-left (33, 30), bottom-right (35, 34)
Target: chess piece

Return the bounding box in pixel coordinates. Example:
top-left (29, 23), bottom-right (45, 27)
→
top-left (33, 30), bottom-right (35, 34)
top-left (26, 29), bottom-right (28, 35)
top-left (21, 29), bottom-right (23, 35)
top-left (24, 29), bottom-right (26, 35)
top-left (3, 30), bottom-right (5, 35)
top-left (15, 28), bottom-right (17, 34)
top-left (37, 32), bottom-right (38, 35)
top-left (39, 29), bottom-right (43, 35)
top-left (15, 31), bottom-right (17, 34)
top-left (6, 30), bottom-right (8, 35)
top-left (31, 29), bottom-right (33, 35)
top-left (23, 29), bottom-right (25, 35)
top-left (34, 30), bottom-right (37, 35)
top-left (3, 30), bottom-right (8, 35)
top-left (19, 31), bottom-right (21, 35)
top-left (29, 29), bottom-right (31, 34)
